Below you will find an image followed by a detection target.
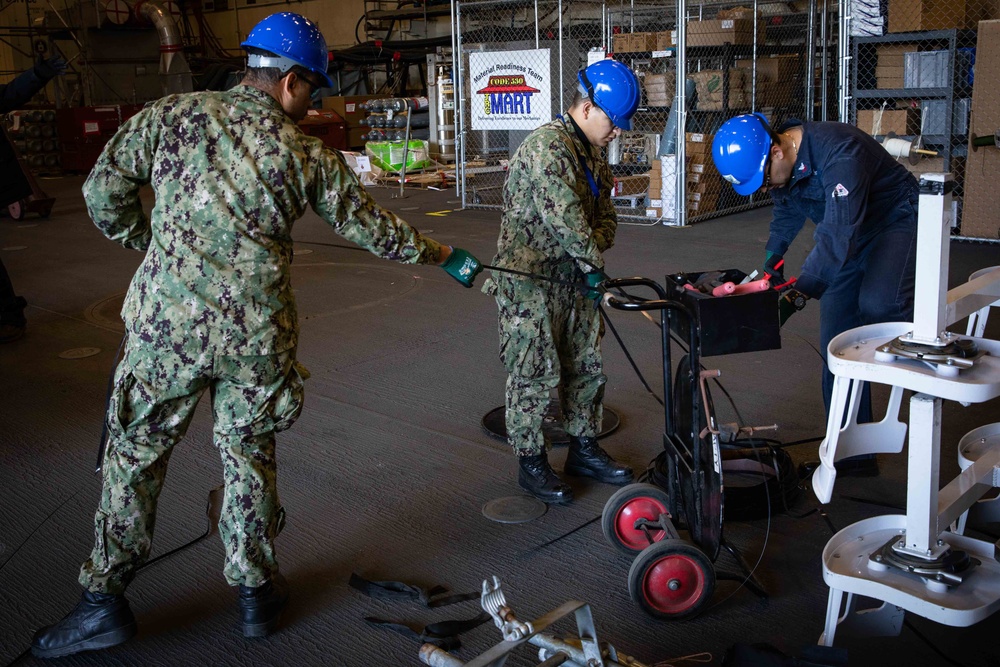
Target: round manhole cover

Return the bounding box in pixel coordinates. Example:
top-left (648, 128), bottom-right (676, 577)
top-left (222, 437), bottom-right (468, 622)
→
top-left (84, 292), bottom-right (127, 333)
top-left (482, 495), bottom-right (547, 524)
top-left (59, 347), bottom-right (101, 359)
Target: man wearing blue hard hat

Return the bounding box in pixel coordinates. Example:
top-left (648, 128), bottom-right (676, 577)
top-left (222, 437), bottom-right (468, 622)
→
top-left (712, 113), bottom-right (919, 478)
top-left (482, 59), bottom-right (640, 504)
top-left (29, 12), bottom-right (482, 658)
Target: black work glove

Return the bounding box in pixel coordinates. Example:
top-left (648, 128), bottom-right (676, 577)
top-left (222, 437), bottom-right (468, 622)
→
top-left (763, 251), bottom-right (784, 285)
top-left (35, 56), bottom-right (67, 80)
top-left (778, 289), bottom-right (808, 327)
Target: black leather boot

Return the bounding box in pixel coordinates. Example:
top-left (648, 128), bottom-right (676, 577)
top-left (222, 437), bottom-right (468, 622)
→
top-left (565, 436), bottom-right (634, 485)
top-left (239, 573), bottom-right (289, 638)
top-left (31, 590), bottom-right (136, 659)
top-left (518, 453), bottom-right (574, 504)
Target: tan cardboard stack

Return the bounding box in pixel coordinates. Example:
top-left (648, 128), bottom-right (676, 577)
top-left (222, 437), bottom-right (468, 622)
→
top-left (643, 73), bottom-right (676, 108)
top-left (645, 133), bottom-right (725, 220)
top-left (685, 133), bottom-right (723, 214)
top-left (687, 18), bottom-right (762, 47)
top-left (322, 95), bottom-right (383, 149)
top-left (888, 0), bottom-right (995, 32)
top-left (734, 55), bottom-right (800, 107)
top-left (612, 32), bottom-right (657, 53)
top-left (961, 20), bottom-right (1000, 239)
top-left (874, 45), bottom-right (908, 89)
top-left (691, 69), bottom-right (752, 110)
top-left (856, 107), bottom-right (921, 135)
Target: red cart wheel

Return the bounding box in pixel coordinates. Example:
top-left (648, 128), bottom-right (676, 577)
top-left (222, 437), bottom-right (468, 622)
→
top-left (627, 539), bottom-right (715, 620)
top-left (8, 200), bottom-right (24, 220)
top-left (602, 483), bottom-right (671, 556)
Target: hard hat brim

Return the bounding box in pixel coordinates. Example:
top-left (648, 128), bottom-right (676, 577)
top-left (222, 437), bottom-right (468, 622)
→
top-left (732, 168), bottom-right (765, 196)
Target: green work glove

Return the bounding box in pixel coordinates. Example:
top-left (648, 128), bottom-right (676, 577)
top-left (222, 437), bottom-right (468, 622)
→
top-left (763, 251), bottom-right (785, 284)
top-left (441, 246), bottom-right (483, 288)
top-left (583, 271), bottom-right (604, 302)
top-left (778, 288), bottom-right (808, 327)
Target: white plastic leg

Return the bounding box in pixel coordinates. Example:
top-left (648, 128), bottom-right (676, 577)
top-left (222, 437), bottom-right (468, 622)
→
top-left (819, 588), bottom-right (855, 647)
top-left (965, 266), bottom-right (999, 337)
top-left (813, 379), bottom-right (907, 504)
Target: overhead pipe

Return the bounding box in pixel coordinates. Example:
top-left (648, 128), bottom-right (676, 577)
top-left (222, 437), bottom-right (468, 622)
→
top-left (134, 0), bottom-right (193, 95)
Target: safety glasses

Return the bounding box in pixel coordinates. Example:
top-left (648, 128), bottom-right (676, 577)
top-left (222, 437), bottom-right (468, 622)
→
top-left (299, 73), bottom-right (324, 100)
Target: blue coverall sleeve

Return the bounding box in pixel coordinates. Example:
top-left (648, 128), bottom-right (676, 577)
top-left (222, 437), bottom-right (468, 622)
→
top-left (765, 199), bottom-right (807, 258)
top-left (795, 158), bottom-right (871, 298)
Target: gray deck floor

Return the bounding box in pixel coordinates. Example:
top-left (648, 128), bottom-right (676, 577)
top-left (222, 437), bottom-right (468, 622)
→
top-left (1, 175), bottom-right (998, 666)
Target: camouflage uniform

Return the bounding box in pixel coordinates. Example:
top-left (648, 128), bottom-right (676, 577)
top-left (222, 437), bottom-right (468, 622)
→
top-left (482, 116), bottom-right (616, 457)
top-left (81, 85), bottom-right (443, 593)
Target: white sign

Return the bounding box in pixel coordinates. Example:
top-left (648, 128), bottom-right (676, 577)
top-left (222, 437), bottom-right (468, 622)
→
top-left (469, 49), bottom-right (551, 131)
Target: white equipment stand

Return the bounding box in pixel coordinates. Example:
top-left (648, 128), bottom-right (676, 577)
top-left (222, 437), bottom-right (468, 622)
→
top-left (808, 173), bottom-right (1000, 646)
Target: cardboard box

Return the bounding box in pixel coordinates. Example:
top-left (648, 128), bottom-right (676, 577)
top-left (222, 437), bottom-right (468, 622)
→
top-left (735, 55), bottom-right (801, 106)
top-left (686, 19), bottom-right (761, 47)
top-left (613, 32), bottom-right (657, 52)
top-left (655, 31), bottom-right (676, 51)
top-left (298, 110), bottom-right (348, 150)
top-left (615, 174), bottom-right (650, 196)
top-left (856, 108), bottom-right (920, 135)
top-left (685, 132), bottom-right (713, 158)
top-left (692, 68), bottom-right (750, 110)
top-left (961, 20), bottom-right (1000, 239)
top-left (875, 64), bottom-right (905, 89)
top-left (962, 149), bottom-right (1000, 238)
top-left (323, 95), bottom-right (383, 128)
top-left (888, 0), bottom-right (992, 33)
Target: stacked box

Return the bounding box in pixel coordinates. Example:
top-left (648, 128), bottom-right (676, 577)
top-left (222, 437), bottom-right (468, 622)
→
top-left (612, 32), bottom-right (657, 52)
top-left (323, 95), bottom-right (383, 149)
top-left (643, 73), bottom-right (676, 107)
top-left (961, 20), bottom-right (1000, 239)
top-left (888, 0), bottom-right (993, 33)
top-left (692, 69), bottom-right (751, 111)
top-left (686, 19), bottom-right (761, 47)
top-left (874, 44), bottom-right (909, 89)
top-left (735, 56), bottom-right (800, 106)
top-left (856, 108), bottom-right (921, 135)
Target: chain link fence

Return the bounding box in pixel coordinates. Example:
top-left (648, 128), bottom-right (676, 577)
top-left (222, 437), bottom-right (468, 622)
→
top-left (452, 0), bottom-right (817, 225)
top-left (845, 0), bottom-right (1000, 241)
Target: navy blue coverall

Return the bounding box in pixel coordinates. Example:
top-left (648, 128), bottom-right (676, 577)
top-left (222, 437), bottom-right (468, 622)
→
top-left (766, 120), bottom-right (919, 422)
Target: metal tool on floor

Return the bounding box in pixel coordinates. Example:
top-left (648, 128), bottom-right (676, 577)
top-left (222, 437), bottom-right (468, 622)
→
top-left (807, 173), bottom-right (1000, 646)
top-left (418, 575), bottom-right (649, 667)
top-left (596, 270), bottom-right (782, 619)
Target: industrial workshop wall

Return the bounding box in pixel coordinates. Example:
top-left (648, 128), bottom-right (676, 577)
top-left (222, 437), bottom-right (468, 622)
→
top-left (839, 0), bottom-right (1000, 241)
top-left (452, 0), bottom-right (820, 226)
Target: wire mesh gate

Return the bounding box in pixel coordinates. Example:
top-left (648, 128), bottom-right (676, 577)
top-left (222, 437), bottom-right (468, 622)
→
top-left (451, 0), bottom-right (820, 226)
top-left (841, 0), bottom-right (1000, 241)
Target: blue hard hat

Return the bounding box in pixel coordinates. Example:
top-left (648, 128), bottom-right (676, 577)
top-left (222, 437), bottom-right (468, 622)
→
top-left (712, 113), bottom-right (774, 196)
top-left (241, 12), bottom-right (333, 88)
top-left (577, 60), bottom-right (640, 131)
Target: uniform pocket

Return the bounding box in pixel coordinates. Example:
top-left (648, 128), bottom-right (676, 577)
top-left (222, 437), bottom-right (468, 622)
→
top-left (271, 361), bottom-right (307, 432)
top-left (106, 369), bottom-right (138, 441)
top-left (498, 296), bottom-right (550, 377)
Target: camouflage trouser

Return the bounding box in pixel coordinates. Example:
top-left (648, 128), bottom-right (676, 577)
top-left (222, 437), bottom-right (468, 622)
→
top-left (496, 283), bottom-right (606, 456)
top-left (79, 334), bottom-right (306, 594)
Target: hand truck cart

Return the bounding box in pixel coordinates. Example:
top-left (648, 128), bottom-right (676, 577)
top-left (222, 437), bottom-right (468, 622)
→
top-left (599, 270), bottom-right (783, 619)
